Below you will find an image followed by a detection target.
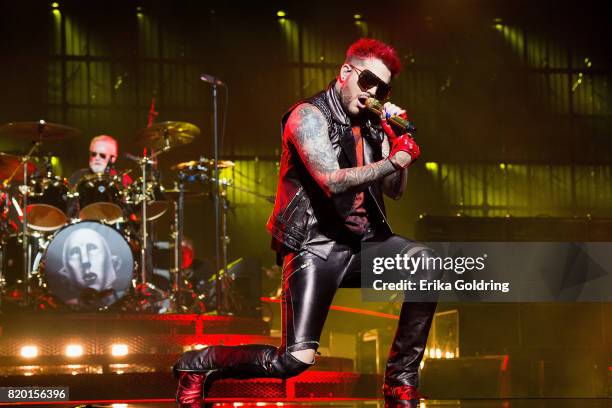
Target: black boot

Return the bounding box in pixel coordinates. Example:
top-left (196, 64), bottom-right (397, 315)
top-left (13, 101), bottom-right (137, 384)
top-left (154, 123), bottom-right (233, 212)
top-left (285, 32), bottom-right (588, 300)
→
top-left (384, 301), bottom-right (437, 389)
top-left (173, 344), bottom-right (312, 403)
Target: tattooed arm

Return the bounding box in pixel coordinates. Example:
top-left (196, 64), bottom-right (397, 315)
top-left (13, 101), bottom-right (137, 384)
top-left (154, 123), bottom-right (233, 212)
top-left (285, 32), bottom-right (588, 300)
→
top-left (286, 103), bottom-right (397, 197)
top-left (381, 136), bottom-right (408, 200)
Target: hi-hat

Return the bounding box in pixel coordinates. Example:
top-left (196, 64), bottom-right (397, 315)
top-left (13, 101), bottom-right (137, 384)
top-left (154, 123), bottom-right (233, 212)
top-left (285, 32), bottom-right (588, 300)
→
top-left (0, 153), bottom-right (37, 184)
top-left (0, 121), bottom-right (81, 141)
top-left (163, 188), bottom-right (206, 201)
top-left (171, 158), bottom-right (235, 171)
top-left (138, 121), bottom-right (200, 151)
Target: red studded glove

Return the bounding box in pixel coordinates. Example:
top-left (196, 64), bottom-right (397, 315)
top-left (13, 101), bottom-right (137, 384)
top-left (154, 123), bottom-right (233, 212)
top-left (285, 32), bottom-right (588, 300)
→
top-left (389, 134), bottom-right (421, 168)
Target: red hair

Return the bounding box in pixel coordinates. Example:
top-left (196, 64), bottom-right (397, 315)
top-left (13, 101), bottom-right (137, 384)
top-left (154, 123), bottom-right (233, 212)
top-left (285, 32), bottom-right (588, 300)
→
top-left (346, 38), bottom-right (401, 77)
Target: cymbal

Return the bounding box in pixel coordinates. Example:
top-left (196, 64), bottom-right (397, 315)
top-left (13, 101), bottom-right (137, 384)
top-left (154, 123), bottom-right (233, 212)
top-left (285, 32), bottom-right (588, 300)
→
top-left (138, 121), bottom-right (200, 151)
top-left (171, 158), bottom-right (235, 171)
top-left (0, 121), bottom-right (81, 141)
top-left (0, 152), bottom-right (37, 184)
top-left (163, 188), bottom-right (206, 201)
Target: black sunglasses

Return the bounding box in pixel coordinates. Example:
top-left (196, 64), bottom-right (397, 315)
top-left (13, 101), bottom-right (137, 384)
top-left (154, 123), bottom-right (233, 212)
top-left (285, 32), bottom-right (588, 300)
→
top-left (90, 151), bottom-right (107, 160)
top-left (349, 64), bottom-right (392, 101)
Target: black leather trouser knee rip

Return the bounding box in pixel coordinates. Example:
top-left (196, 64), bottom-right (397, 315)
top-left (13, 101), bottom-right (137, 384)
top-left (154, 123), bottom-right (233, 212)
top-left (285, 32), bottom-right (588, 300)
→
top-left (173, 235), bottom-right (438, 387)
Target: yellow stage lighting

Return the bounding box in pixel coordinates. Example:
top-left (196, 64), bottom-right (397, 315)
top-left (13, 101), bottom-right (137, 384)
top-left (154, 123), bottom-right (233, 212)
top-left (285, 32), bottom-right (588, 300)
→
top-left (20, 345), bottom-right (38, 359)
top-left (111, 344), bottom-right (129, 357)
top-left (65, 344), bottom-right (83, 358)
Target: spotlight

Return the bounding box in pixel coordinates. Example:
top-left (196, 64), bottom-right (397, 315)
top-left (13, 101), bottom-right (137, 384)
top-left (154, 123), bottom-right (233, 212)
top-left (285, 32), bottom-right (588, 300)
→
top-left (51, 2), bottom-right (59, 8)
top-left (353, 14), bottom-right (362, 20)
top-left (20, 345), bottom-right (38, 359)
top-left (111, 344), bottom-right (129, 357)
top-left (425, 162), bottom-right (438, 172)
top-left (276, 10), bottom-right (286, 18)
top-left (65, 344), bottom-right (83, 358)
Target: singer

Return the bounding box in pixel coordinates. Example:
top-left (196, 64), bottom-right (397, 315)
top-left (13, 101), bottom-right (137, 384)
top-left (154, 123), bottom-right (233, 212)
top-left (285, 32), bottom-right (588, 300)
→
top-left (173, 38), bottom-right (440, 407)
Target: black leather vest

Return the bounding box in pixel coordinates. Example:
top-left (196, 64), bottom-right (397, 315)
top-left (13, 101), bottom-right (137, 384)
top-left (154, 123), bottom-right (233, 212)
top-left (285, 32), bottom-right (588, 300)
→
top-left (267, 81), bottom-right (392, 260)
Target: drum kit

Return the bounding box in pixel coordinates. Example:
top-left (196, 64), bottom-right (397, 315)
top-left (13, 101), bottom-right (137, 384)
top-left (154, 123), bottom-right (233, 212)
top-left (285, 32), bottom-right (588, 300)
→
top-left (0, 120), bottom-right (235, 313)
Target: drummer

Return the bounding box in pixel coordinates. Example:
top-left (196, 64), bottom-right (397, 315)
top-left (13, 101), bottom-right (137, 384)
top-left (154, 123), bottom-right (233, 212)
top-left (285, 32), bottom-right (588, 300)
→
top-left (68, 135), bottom-right (132, 188)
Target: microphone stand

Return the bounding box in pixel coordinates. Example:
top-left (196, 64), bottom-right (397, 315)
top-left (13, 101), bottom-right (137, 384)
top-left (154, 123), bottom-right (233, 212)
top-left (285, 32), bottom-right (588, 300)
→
top-left (212, 81), bottom-right (223, 314)
top-left (7, 122), bottom-right (44, 305)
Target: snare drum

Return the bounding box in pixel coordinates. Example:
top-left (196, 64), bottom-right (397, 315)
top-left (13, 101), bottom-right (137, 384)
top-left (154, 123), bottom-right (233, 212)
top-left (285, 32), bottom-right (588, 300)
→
top-left (40, 220), bottom-right (135, 309)
top-left (75, 173), bottom-right (124, 223)
top-left (27, 176), bottom-right (69, 231)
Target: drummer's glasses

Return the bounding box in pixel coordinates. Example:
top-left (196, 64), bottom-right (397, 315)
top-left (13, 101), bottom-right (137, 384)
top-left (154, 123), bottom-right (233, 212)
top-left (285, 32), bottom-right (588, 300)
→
top-left (348, 64), bottom-right (391, 101)
top-left (90, 151), bottom-right (108, 160)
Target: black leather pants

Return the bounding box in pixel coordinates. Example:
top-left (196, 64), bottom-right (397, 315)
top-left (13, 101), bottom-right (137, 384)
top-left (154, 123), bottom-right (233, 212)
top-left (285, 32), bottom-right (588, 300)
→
top-left (282, 234), bottom-right (439, 387)
top-left (174, 234), bottom-right (438, 388)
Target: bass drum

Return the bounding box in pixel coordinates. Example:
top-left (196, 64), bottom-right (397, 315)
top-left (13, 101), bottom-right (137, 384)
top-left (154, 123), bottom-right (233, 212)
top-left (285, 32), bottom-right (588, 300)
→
top-left (40, 221), bottom-right (135, 310)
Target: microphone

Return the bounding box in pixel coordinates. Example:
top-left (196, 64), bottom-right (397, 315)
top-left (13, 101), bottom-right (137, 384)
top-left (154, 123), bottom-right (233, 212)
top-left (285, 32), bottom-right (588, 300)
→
top-left (200, 74), bottom-right (225, 86)
top-left (365, 98), bottom-right (416, 134)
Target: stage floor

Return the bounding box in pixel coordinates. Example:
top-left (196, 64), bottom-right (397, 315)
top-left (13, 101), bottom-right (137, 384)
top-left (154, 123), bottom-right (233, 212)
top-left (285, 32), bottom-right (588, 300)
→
top-left (4, 399), bottom-right (610, 408)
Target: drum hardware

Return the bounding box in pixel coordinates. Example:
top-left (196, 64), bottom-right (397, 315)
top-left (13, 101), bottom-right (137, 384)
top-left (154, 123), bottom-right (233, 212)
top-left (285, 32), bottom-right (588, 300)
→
top-left (166, 161), bottom-right (234, 314)
top-left (125, 147), bottom-right (171, 305)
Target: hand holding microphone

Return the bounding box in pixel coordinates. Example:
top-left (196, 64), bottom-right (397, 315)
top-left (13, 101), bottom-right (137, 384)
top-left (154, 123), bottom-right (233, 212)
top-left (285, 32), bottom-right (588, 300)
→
top-left (365, 98), bottom-right (420, 168)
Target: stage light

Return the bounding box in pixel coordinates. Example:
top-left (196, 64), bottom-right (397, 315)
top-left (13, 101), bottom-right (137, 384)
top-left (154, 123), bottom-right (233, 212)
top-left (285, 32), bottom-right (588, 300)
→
top-left (425, 162), bottom-right (438, 172)
top-left (20, 345), bottom-right (38, 359)
top-left (276, 10), bottom-right (286, 18)
top-left (428, 348), bottom-right (435, 358)
top-left (435, 348), bottom-right (442, 359)
top-left (65, 344), bottom-right (83, 358)
top-left (111, 344), bottom-right (129, 357)
top-left (499, 163), bottom-right (506, 170)
top-left (51, 2), bottom-right (59, 8)
top-left (353, 14), bottom-right (362, 20)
